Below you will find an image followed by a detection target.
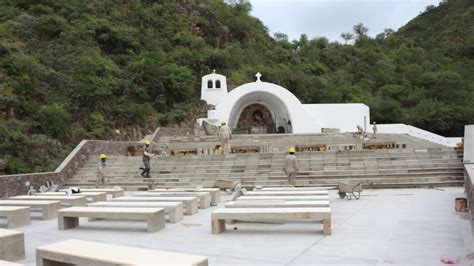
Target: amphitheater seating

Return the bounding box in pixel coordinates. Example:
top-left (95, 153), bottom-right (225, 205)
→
top-left (65, 133), bottom-right (463, 190)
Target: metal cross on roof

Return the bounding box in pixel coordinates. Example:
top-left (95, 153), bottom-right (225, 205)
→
top-left (255, 72), bottom-right (262, 82)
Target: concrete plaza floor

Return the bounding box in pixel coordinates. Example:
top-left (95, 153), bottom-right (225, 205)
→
top-left (3, 187), bottom-right (473, 265)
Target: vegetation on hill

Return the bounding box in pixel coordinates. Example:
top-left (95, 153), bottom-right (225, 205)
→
top-left (0, 0), bottom-right (472, 174)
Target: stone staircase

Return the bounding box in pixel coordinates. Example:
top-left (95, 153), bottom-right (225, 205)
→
top-left (66, 142), bottom-right (464, 190)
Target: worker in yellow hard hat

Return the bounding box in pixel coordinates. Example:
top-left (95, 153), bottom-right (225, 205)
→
top-left (218, 121), bottom-right (232, 154)
top-left (283, 147), bottom-right (298, 186)
top-left (141, 140), bottom-right (155, 178)
top-left (96, 154), bottom-right (107, 188)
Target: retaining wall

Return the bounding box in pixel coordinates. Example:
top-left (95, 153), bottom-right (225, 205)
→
top-left (0, 140), bottom-right (136, 199)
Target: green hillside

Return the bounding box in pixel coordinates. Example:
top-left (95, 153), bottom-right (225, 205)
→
top-left (0, 0), bottom-right (473, 174)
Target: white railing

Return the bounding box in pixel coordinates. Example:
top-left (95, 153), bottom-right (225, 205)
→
top-left (377, 123), bottom-right (461, 147)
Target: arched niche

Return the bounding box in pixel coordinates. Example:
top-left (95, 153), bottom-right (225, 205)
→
top-left (228, 91), bottom-right (292, 134)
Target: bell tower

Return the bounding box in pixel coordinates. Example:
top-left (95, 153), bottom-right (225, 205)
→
top-left (201, 70), bottom-right (228, 106)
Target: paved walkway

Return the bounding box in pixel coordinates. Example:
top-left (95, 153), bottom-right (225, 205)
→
top-left (4, 187), bottom-right (472, 265)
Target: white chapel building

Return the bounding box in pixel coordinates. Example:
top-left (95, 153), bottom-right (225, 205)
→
top-left (197, 71), bottom-right (370, 134)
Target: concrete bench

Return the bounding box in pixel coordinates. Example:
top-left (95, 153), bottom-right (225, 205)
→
top-left (37, 192), bottom-right (107, 202)
top-left (88, 201), bottom-right (183, 223)
top-left (58, 207), bottom-right (165, 233)
top-left (61, 188), bottom-right (125, 198)
top-left (36, 239), bottom-right (208, 266)
top-left (0, 229), bottom-right (25, 261)
top-left (10, 195), bottom-right (87, 207)
top-left (154, 188), bottom-right (221, 204)
top-left (238, 195), bottom-right (329, 201)
top-left (227, 200), bottom-right (330, 208)
top-left (0, 200), bottom-right (60, 220)
top-left (211, 208), bottom-right (331, 235)
top-left (245, 191), bottom-right (329, 196)
top-left (112, 197), bottom-right (198, 215)
top-left (134, 192), bottom-right (211, 209)
top-left (259, 187), bottom-right (337, 191)
top-left (0, 207), bottom-right (31, 229)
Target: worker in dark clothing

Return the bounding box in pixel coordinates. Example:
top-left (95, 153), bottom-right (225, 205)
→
top-left (141, 140), bottom-right (154, 178)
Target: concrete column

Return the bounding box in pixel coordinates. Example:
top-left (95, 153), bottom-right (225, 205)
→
top-left (464, 125), bottom-right (474, 163)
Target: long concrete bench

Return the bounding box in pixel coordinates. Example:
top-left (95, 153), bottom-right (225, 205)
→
top-left (61, 188), bottom-right (125, 198)
top-left (0, 207), bottom-right (31, 229)
top-left (259, 187), bottom-right (337, 191)
top-left (10, 195), bottom-right (87, 207)
top-left (0, 229), bottom-right (25, 261)
top-left (58, 207), bottom-right (165, 233)
top-left (0, 200), bottom-right (60, 220)
top-left (112, 197), bottom-right (198, 215)
top-left (134, 192), bottom-right (211, 209)
top-left (37, 192), bottom-right (107, 202)
top-left (88, 201), bottom-right (183, 223)
top-left (238, 195), bottom-right (329, 201)
top-left (211, 208), bottom-right (331, 235)
top-left (36, 239), bottom-right (208, 266)
top-left (227, 200), bottom-right (331, 208)
top-left (153, 188), bottom-right (221, 204)
top-left (245, 191), bottom-right (329, 196)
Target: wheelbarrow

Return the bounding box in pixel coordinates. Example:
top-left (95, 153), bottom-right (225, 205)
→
top-left (337, 181), bottom-right (363, 200)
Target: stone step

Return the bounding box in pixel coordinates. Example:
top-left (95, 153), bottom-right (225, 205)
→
top-left (72, 167), bottom-right (463, 179)
top-left (67, 171), bottom-right (463, 186)
top-left (66, 178), bottom-right (463, 190)
top-left (85, 152), bottom-right (461, 163)
top-left (76, 160), bottom-right (462, 172)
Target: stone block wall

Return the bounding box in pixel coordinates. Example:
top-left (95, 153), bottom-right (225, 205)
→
top-left (463, 125), bottom-right (474, 235)
top-left (464, 164), bottom-right (474, 236)
top-left (0, 139), bottom-right (138, 199)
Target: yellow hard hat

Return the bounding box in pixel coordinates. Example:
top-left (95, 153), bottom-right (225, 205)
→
top-left (145, 140), bottom-right (151, 145)
top-left (99, 154), bottom-right (107, 159)
top-left (221, 121), bottom-right (226, 125)
top-left (289, 147), bottom-right (295, 153)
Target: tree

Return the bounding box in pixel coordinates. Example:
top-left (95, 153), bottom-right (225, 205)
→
top-left (376, 28), bottom-right (395, 42)
top-left (36, 104), bottom-right (71, 138)
top-left (353, 23), bottom-right (368, 39)
top-left (340, 32), bottom-right (354, 44)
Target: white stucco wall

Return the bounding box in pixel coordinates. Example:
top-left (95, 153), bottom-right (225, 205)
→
top-left (377, 124), bottom-right (461, 147)
top-left (213, 81), bottom-right (320, 133)
top-left (303, 104), bottom-right (370, 133)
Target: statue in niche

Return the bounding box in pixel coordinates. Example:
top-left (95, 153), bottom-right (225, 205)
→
top-left (252, 110), bottom-right (263, 126)
top-left (251, 110), bottom-right (265, 134)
